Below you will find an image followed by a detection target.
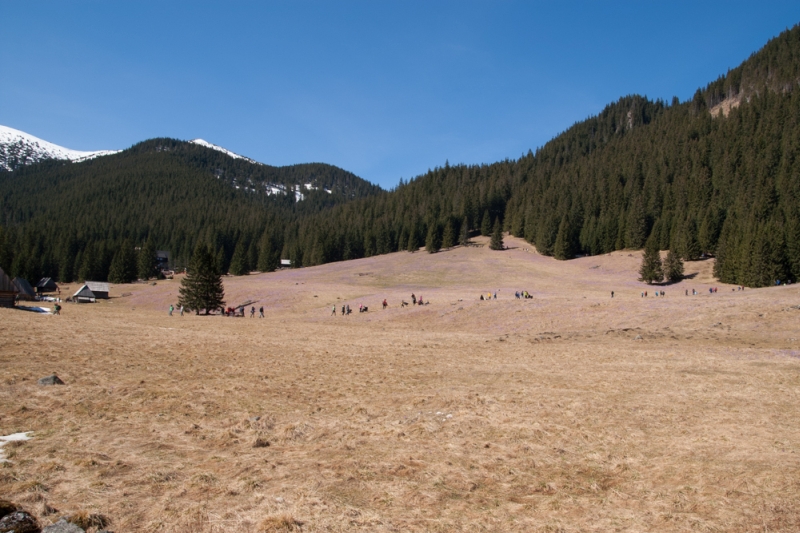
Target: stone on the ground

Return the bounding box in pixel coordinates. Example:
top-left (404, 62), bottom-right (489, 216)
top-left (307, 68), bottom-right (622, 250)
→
top-left (42, 519), bottom-right (85, 533)
top-left (0, 510), bottom-right (41, 533)
top-left (38, 375), bottom-right (65, 386)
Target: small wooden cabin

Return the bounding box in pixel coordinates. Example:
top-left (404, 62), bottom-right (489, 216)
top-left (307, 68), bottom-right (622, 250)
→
top-left (12, 278), bottom-right (36, 301)
top-left (36, 277), bottom-right (59, 294)
top-left (0, 267), bottom-right (19, 308)
top-left (85, 281), bottom-right (110, 299)
top-left (73, 284), bottom-right (97, 303)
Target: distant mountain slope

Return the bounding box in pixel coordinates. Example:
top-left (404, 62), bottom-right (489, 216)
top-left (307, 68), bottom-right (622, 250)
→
top-left (0, 137), bottom-right (382, 279)
top-left (0, 125), bottom-right (118, 171)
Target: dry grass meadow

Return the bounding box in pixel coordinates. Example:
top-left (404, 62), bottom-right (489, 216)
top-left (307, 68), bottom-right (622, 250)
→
top-left (2, 235), bottom-right (800, 532)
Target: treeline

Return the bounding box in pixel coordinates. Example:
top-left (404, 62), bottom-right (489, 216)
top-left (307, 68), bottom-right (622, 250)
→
top-left (2, 24), bottom-right (800, 287)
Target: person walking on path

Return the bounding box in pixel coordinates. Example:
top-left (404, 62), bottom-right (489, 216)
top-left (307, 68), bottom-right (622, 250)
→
top-left (259, 306), bottom-right (264, 318)
top-left (332, 305), bottom-right (336, 316)
top-left (250, 306), bottom-right (255, 318)
top-left (180, 305), bottom-right (184, 316)
top-left (169, 304), bottom-right (174, 316)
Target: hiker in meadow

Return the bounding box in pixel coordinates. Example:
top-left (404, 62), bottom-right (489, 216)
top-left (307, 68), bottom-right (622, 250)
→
top-left (480, 294), bottom-right (484, 300)
top-left (411, 293), bottom-right (416, 305)
top-left (346, 304), bottom-right (351, 315)
top-left (53, 303), bottom-right (61, 315)
top-left (169, 304), bottom-right (174, 316)
top-left (382, 299), bottom-right (388, 309)
top-left (250, 306), bottom-right (255, 318)
top-left (611, 291), bottom-right (614, 298)
top-left (341, 305), bottom-right (346, 315)
top-left (259, 306), bottom-right (264, 318)
top-left (331, 305), bottom-right (336, 316)
top-left (180, 305), bottom-right (185, 316)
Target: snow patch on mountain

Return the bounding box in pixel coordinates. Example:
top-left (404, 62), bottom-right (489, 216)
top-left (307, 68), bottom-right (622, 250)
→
top-left (0, 125), bottom-right (119, 171)
top-left (189, 138), bottom-right (262, 165)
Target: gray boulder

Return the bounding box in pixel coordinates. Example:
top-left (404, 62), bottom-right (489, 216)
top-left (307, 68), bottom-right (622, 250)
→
top-left (0, 510), bottom-right (41, 533)
top-left (42, 519), bottom-right (84, 533)
top-left (38, 375), bottom-right (65, 386)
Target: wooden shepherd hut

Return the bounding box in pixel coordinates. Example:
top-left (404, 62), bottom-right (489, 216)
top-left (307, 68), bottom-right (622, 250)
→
top-left (12, 278), bottom-right (36, 301)
top-left (85, 281), bottom-right (109, 299)
top-left (73, 284), bottom-right (97, 303)
top-left (36, 277), bottom-right (59, 294)
top-left (0, 267), bottom-right (19, 308)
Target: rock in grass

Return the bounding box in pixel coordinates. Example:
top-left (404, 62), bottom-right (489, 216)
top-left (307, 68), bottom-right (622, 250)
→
top-left (42, 519), bottom-right (84, 532)
top-left (38, 375), bottom-right (64, 386)
top-left (0, 510), bottom-right (41, 533)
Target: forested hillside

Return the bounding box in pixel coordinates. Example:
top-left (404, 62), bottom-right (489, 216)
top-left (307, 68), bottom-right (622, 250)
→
top-left (2, 24), bottom-right (800, 287)
top-left (0, 140), bottom-right (383, 282)
top-left (283, 24), bottom-right (800, 287)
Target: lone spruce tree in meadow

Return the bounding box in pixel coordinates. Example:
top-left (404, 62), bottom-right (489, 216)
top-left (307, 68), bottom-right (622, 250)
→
top-left (638, 235), bottom-right (663, 284)
top-left (179, 243), bottom-right (225, 315)
top-left (489, 217), bottom-right (504, 250)
top-left (664, 249), bottom-right (684, 282)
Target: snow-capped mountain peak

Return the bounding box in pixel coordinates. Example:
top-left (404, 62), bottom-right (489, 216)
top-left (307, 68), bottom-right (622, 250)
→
top-left (189, 138), bottom-right (262, 165)
top-left (0, 125), bottom-right (119, 171)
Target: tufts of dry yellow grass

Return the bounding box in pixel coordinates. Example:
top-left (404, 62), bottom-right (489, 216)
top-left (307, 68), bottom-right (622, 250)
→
top-left (1, 237), bottom-right (799, 531)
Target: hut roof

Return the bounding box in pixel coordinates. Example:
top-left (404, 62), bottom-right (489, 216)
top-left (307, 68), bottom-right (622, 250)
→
top-left (85, 281), bottom-right (110, 293)
top-left (12, 278), bottom-right (35, 299)
top-left (0, 267), bottom-right (18, 293)
top-left (36, 277), bottom-right (59, 291)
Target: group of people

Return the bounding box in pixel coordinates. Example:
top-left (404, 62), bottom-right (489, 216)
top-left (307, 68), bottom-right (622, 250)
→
top-left (332, 293), bottom-right (426, 316)
top-left (168, 304), bottom-right (185, 316)
top-left (515, 290), bottom-right (533, 299)
top-left (641, 290), bottom-right (666, 297)
top-left (479, 292), bottom-right (496, 300)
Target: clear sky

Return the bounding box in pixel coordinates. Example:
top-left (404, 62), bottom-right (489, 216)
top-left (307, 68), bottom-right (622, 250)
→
top-left (2, 2), bottom-right (799, 189)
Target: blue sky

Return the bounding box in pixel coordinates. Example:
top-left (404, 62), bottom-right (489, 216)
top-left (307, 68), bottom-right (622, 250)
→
top-left (2, 2), bottom-right (799, 189)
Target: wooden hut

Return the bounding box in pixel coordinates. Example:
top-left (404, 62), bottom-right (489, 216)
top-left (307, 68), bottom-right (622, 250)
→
top-left (72, 284), bottom-right (96, 303)
top-left (85, 281), bottom-right (109, 299)
top-left (12, 278), bottom-right (36, 301)
top-left (36, 277), bottom-right (59, 294)
top-left (0, 267), bottom-right (19, 308)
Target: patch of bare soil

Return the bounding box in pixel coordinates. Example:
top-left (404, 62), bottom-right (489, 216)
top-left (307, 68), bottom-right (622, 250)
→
top-left (1, 236), bottom-right (799, 532)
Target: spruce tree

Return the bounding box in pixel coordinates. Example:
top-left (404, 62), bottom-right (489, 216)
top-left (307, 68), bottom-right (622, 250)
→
top-left (480, 210), bottom-right (492, 236)
top-left (179, 243), bottom-right (225, 315)
top-left (553, 216), bottom-right (574, 260)
top-left (490, 217), bottom-right (504, 250)
top-left (257, 232), bottom-right (278, 272)
top-left (458, 216), bottom-right (470, 246)
top-left (425, 222), bottom-right (442, 253)
top-left (407, 222), bottom-right (420, 252)
top-left (108, 241), bottom-right (137, 284)
top-left (441, 219), bottom-right (455, 249)
top-left (137, 239), bottom-right (157, 280)
top-left (664, 249), bottom-right (684, 282)
top-left (229, 239), bottom-right (248, 275)
top-left (638, 236), bottom-right (663, 284)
